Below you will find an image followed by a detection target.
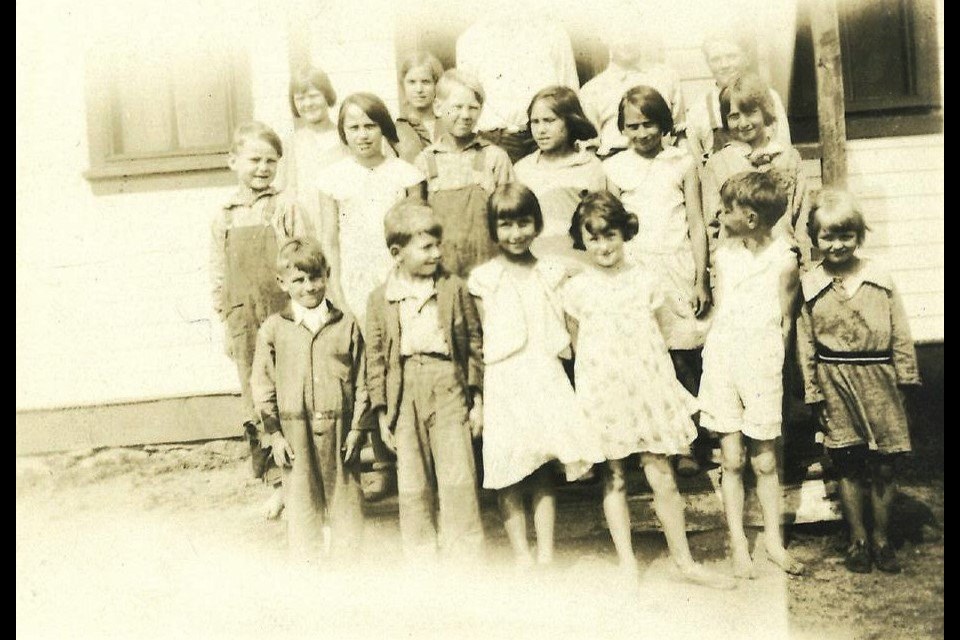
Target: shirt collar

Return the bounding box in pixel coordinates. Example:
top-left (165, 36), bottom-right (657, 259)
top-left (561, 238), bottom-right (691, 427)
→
top-left (526, 147), bottom-right (596, 169)
top-left (224, 186), bottom-right (277, 209)
top-left (801, 259), bottom-right (894, 301)
top-left (384, 269), bottom-right (439, 305)
top-left (428, 132), bottom-right (488, 154)
top-left (291, 298), bottom-right (331, 328)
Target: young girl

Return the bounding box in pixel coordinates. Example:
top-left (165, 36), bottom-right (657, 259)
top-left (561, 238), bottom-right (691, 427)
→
top-left (701, 73), bottom-right (810, 266)
top-left (276, 66), bottom-right (347, 239)
top-left (395, 51), bottom-right (444, 164)
top-left (796, 190), bottom-right (921, 574)
top-left (316, 92), bottom-right (425, 327)
top-left (514, 86), bottom-right (606, 266)
top-left (467, 183), bottom-right (604, 568)
top-left (603, 85), bottom-right (712, 475)
top-left (563, 191), bottom-right (734, 589)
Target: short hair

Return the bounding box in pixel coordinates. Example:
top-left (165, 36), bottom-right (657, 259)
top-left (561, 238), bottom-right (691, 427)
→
top-left (720, 171), bottom-right (787, 229)
top-left (700, 26), bottom-right (758, 68)
top-left (527, 86), bottom-right (598, 143)
top-left (276, 237), bottom-right (329, 276)
top-left (435, 69), bottom-right (485, 105)
top-left (569, 190), bottom-right (639, 250)
top-left (383, 201), bottom-right (443, 248)
top-left (288, 65), bottom-right (337, 118)
top-left (617, 85), bottom-right (673, 136)
top-left (486, 183), bottom-right (544, 242)
top-left (400, 51), bottom-right (444, 84)
top-left (807, 188), bottom-right (869, 245)
top-left (231, 121), bottom-right (283, 157)
top-left (719, 73), bottom-right (777, 129)
top-left (337, 93), bottom-right (399, 147)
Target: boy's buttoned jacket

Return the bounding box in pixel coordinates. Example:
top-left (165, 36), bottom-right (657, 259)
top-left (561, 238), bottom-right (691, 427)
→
top-left (251, 302), bottom-right (370, 438)
top-left (366, 270), bottom-right (483, 430)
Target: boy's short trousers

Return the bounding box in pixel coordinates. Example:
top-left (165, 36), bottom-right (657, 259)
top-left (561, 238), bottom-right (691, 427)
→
top-left (699, 333), bottom-right (784, 441)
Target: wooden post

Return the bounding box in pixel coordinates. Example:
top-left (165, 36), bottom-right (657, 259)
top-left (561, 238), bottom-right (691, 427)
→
top-left (811, 0), bottom-right (848, 187)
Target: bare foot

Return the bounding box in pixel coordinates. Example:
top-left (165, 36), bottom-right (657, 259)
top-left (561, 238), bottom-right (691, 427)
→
top-left (676, 561), bottom-right (737, 590)
top-left (262, 488), bottom-right (284, 520)
top-left (732, 547), bottom-right (757, 579)
top-left (767, 546), bottom-right (805, 576)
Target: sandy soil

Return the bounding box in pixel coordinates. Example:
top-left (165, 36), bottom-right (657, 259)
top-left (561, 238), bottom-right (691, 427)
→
top-left (16, 441), bottom-right (943, 640)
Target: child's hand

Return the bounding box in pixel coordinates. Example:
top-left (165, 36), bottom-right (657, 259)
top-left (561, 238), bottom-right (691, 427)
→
top-left (269, 432), bottom-right (295, 467)
top-left (812, 402), bottom-right (829, 430)
top-left (693, 281), bottom-right (713, 318)
top-left (342, 430), bottom-right (364, 465)
top-left (468, 397), bottom-right (483, 439)
top-left (377, 412), bottom-right (396, 453)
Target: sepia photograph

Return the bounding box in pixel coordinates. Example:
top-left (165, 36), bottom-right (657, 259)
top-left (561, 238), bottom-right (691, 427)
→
top-left (16, 0), bottom-right (943, 637)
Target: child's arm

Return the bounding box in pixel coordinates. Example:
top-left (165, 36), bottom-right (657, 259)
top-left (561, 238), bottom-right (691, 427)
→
top-left (888, 282), bottom-right (922, 387)
top-left (489, 147), bottom-right (516, 186)
top-left (777, 256), bottom-right (801, 350)
top-left (682, 161), bottom-right (712, 317)
top-left (462, 285), bottom-right (485, 438)
top-left (250, 319), bottom-right (294, 467)
top-left (364, 290), bottom-right (395, 452)
top-left (209, 212), bottom-right (228, 322)
top-left (795, 300), bottom-right (824, 406)
top-left (318, 191), bottom-right (347, 307)
top-left (343, 322), bottom-right (372, 464)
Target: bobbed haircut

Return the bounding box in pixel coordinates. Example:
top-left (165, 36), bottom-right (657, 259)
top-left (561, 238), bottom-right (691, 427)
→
top-left (719, 171), bottom-right (787, 229)
top-left (337, 93), bottom-right (399, 146)
top-left (617, 85), bottom-right (673, 136)
top-left (435, 68), bottom-right (485, 105)
top-left (486, 183), bottom-right (544, 242)
top-left (383, 201), bottom-right (443, 249)
top-left (276, 237), bottom-right (329, 276)
top-left (719, 73), bottom-right (776, 129)
top-left (807, 188), bottom-right (869, 246)
top-left (288, 66), bottom-right (337, 118)
top-left (527, 85), bottom-right (598, 143)
top-left (569, 190), bottom-right (639, 250)
top-left (400, 51), bottom-right (444, 84)
top-left (231, 121), bottom-right (283, 157)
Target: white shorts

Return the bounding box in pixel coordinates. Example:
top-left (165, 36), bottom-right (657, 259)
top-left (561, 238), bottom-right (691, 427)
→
top-left (698, 332), bottom-right (784, 441)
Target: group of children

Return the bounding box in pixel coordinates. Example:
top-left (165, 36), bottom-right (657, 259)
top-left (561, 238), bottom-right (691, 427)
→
top-left (210, 28), bottom-right (921, 582)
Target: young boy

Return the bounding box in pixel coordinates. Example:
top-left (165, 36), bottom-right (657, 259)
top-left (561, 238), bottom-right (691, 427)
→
top-left (366, 202), bottom-right (485, 561)
top-left (414, 69), bottom-right (514, 278)
top-left (251, 238), bottom-right (369, 562)
top-left (698, 171), bottom-right (805, 578)
top-left (210, 121), bottom-right (295, 516)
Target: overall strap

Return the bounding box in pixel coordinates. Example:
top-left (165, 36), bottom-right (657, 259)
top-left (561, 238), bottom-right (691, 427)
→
top-left (471, 146), bottom-right (486, 173)
top-left (424, 152), bottom-right (440, 181)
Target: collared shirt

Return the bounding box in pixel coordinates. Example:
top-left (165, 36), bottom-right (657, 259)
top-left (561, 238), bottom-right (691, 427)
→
top-left (712, 236), bottom-right (797, 334)
top-left (580, 62), bottom-right (687, 155)
top-left (414, 133), bottom-right (515, 193)
top-left (687, 85), bottom-right (792, 163)
top-left (385, 270), bottom-right (450, 357)
top-left (456, 17), bottom-right (579, 132)
top-left (291, 298), bottom-right (331, 334)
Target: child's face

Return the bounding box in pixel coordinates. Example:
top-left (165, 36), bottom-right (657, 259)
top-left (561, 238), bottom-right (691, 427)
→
top-left (582, 224), bottom-right (626, 270)
top-left (228, 138), bottom-right (279, 192)
top-left (294, 88), bottom-right (331, 125)
top-left (434, 85), bottom-right (482, 139)
top-left (530, 100), bottom-right (571, 155)
top-left (720, 201), bottom-right (756, 238)
top-left (727, 99), bottom-right (768, 147)
top-left (495, 216), bottom-right (538, 257)
top-left (403, 65), bottom-right (437, 111)
top-left (621, 103), bottom-right (663, 157)
top-left (704, 40), bottom-right (747, 88)
top-left (277, 267), bottom-right (328, 309)
top-left (817, 227), bottom-right (860, 267)
top-left (341, 104), bottom-right (384, 160)
top-left (392, 232), bottom-right (442, 278)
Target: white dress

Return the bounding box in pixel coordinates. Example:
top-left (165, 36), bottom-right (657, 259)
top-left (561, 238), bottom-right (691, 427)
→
top-left (316, 157), bottom-right (424, 325)
top-left (468, 258), bottom-right (605, 490)
top-left (278, 127), bottom-right (347, 239)
top-left (563, 265), bottom-right (698, 460)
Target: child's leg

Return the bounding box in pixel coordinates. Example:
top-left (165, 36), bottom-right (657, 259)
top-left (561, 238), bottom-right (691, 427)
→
top-left (395, 372), bottom-right (439, 560)
top-left (670, 349), bottom-right (704, 476)
top-left (718, 431), bottom-right (754, 578)
top-left (530, 465), bottom-right (556, 565)
top-left (601, 459), bottom-right (637, 573)
top-left (641, 453), bottom-right (735, 589)
top-left (313, 427), bottom-right (364, 561)
top-left (832, 448), bottom-right (869, 545)
top-left (498, 483), bottom-right (533, 566)
top-left (749, 438), bottom-right (804, 575)
top-left (868, 455), bottom-right (901, 573)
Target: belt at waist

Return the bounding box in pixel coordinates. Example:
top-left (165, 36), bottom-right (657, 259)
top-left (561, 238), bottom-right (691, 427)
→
top-left (815, 344), bottom-right (892, 365)
top-left (401, 352), bottom-right (452, 363)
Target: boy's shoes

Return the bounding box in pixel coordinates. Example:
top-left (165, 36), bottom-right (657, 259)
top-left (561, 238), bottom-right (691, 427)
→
top-left (872, 543), bottom-right (902, 574)
top-left (844, 540), bottom-right (872, 573)
top-left (243, 421), bottom-right (271, 480)
top-left (675, 454), bottom-right (701, 478)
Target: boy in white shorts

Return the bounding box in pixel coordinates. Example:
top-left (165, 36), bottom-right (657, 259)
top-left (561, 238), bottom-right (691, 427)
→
top-left (700, 171), bottom-right (804, 578)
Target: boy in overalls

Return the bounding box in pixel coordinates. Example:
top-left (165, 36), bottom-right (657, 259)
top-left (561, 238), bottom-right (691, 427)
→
top-left (414, 69), bottom-right (515, 278)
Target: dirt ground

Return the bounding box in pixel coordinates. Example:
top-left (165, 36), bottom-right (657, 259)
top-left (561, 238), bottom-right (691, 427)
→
top-left (16, 440), bottom-right (943, 640)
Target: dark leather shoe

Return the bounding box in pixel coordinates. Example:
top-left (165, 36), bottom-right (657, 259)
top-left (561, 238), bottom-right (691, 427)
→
top-left (872, 543), bottom-right (902, 574)
top-left (844, 540), bottom-right (872, 573)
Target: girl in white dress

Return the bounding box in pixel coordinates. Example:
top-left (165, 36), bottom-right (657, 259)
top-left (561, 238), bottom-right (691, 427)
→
top-left (317, 93), bottom-right (425, 327)
top-left (563, 191), bottom-right (734, 589)
top-left (468, 183), bottom-right (604, 567)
